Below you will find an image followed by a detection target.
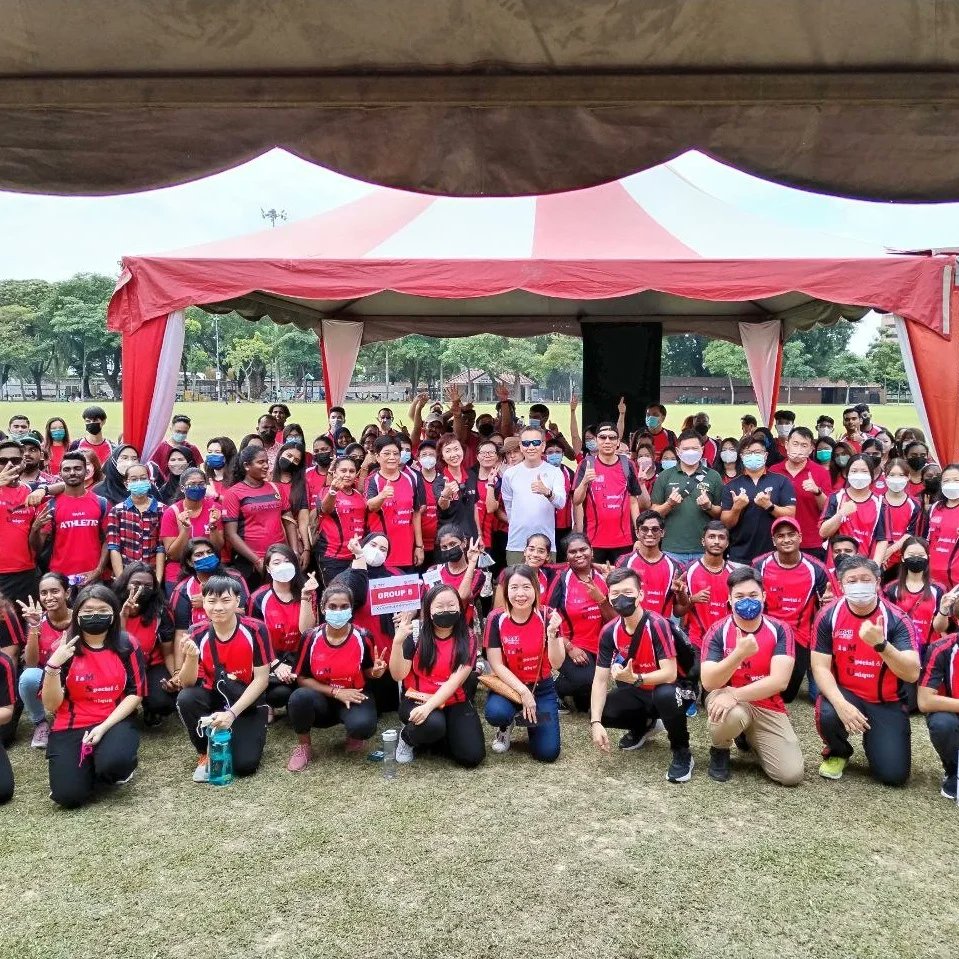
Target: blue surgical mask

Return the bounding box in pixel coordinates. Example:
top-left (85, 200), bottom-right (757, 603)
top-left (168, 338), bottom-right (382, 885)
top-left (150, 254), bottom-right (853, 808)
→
top-left (127, 479), bottom-right (152, 497)
top-left (645, 415), bottom-right (660, 429)
top-left (733, 597), bottom-right (763, 620)
top-left (546, 452), bottom-right (563, 466)
top-left (325, 608), bottom-right (352, 629)
top-left (184, 486), bottom-right (206, 502)
top-left (171, 431), bottom-right (188, 444)
top-left (585, 439), bottom-right (598, 453)
top-left (400, 450), bottom-right (411, 465)
top-left (50, 429), bottom-right (66, 442)
top-left (287, 437), bottom-right (304, 447)
top-left (528, 418), bottom-right (541, 429)
top-left (660, 459), bottom-right (677, 470)
top-left (205, 453), bottom-right (225, 469)
top-left (742, 453), bottom-right (766, 472)
top-left (193, 554), bottom-right (219, 572)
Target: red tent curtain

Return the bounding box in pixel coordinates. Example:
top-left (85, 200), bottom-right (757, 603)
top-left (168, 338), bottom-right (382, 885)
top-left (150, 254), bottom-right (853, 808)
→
top-left (739, 320), bottom-right (783, 427)
top-left (320, 319), bottom-right (364, 414)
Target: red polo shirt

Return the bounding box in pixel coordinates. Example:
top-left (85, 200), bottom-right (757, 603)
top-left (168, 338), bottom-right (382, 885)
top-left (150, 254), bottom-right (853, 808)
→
top-left (770, 458), bottom-right (831, 550)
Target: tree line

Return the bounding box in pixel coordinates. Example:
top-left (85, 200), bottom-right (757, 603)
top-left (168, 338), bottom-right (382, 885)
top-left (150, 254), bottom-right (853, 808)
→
top-left (0, 273), bottom-right (904, 400)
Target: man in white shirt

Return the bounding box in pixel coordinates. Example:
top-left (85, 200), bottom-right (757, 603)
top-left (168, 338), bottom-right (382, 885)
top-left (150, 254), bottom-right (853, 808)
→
top-left (501, 427), bottom-right (568, 563)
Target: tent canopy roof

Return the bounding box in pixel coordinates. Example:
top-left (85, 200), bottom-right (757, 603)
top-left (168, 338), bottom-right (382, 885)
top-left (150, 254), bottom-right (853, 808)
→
top-left (107, 160), bottom-right (955, 346)
top-left (6, 0), bottom-right (959, 199)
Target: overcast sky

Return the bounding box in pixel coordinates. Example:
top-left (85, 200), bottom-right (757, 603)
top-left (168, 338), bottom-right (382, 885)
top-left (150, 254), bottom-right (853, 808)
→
top-left (1, 148), bottom-right (956, 354)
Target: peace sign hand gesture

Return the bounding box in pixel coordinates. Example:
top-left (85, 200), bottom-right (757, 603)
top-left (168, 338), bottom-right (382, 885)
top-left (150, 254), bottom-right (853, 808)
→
top-left (46, 635), bottom-right (79, 669)
top-left (17, 596), bottom-right (43, 628)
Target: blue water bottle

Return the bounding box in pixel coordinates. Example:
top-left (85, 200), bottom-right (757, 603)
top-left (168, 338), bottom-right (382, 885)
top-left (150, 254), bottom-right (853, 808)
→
top-left (207, 727), bottom-right (234, 786)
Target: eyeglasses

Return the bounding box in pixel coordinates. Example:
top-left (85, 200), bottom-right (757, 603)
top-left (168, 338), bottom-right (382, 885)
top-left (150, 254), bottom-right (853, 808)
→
top-left (638, 524), bottom-right (662, 533)
top-left (520, 439), bottom-right (542, 448)
top-left (0, 457), bottom-right (22, 466)
top-left (597, 433), bottom-right (618, 441)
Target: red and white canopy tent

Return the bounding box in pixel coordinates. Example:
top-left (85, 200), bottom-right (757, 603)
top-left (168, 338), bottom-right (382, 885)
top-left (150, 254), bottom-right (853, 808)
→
top-left (107, 160), bottom-right (959, 462)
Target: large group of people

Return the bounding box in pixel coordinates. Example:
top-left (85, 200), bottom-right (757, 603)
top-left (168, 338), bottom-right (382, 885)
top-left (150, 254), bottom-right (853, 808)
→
top-left (0, 391), bottom-right (957, 809)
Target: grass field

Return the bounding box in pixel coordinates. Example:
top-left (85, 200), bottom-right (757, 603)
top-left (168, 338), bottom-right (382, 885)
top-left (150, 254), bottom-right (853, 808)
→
top-left (1, 400), bottom-right (923, 450)
top-left (2, 695), bottom-right (956, 959)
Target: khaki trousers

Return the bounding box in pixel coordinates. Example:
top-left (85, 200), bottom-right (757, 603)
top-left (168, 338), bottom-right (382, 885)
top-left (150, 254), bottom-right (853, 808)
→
top-left (706, 689), bottom-right (804, 786)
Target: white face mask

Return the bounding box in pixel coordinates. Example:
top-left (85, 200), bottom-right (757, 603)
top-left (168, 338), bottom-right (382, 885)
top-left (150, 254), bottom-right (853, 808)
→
top-left (818, 426), bottom-right (833, 437)
top-left (941, 482), bottom-right (959, 501)
top-left (720, 449), bottom-right (738, 464)
top-left (636, 456), bottom-right (653, 471)
top-left (678, 449), bottom-right (702, 467)
top-left (419, 456), bottom-right (436, 471)
top-left (847, 473), bottom-right (872, 490)
top-left (844, 582), bottom-right (878, 605)
top-left (363, 544), bottom-right (387, 567)
top-left (776, 424), bottom-right (792, 438)
top-left (885, 476), bottom-right (908, 493)
top-left (270, 562), bottom-right (297, 583)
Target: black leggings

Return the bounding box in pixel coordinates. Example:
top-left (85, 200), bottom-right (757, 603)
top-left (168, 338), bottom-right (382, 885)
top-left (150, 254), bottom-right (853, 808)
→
top-left (287, 687), bottom-right (378, 739)
top-left (367, 673), bottom-right (400, 715)
top-left (555, 651), bottom-right (596, 711)
top-left (0, 746), bottom-right (12, 804)
top-left (317, 557), bottom-right (352, 588)
top-left (783, 643), bottom-right (811, 704)
top-left (398, 697), bottom-right (485, 768)
top-left (927, 712), bottom-right (959, 777)
top-left (176, 685), bottom-right (267, 777)
top-left (591, 545), bottom-right (632, 565)
top-left (143, 664), bottom-right (178, 719)
top-left (817, 689), bottom-right (911, 785)
top-left (0, 701), bottom-right (22, 748)
top-left (601, 682), bottom-right (690, 751)
top-left (47, 720), bottom-right (139, 809)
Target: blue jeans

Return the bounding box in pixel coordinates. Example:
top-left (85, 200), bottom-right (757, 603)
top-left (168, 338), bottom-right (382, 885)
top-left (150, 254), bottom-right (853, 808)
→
top-left (484, 678), bottom-right (561, 763)
top-left (666, 551), bottom-right (704, 566)
top-left (18, 667), bottom-right (45, 725)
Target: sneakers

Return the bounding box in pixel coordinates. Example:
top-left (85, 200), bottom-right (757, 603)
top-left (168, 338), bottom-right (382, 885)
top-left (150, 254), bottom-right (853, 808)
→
top-left (492, 721), bottom-right (514, 754)
top-left (395, 728), bottom-right (415, 764)
top-left (115, 769), bottom-right (135, 785)
top-left (192, 755), bottom-right (210, 783)
top-left (555, 697), bottom-right (571, 716)
top-left (142, 709), bottom-right (163, 729)
top-left (344, 737), bottom-right (367, 753)
top-left (619, 718), bottom-right (665, 751)
top-left (940, 774), bottom-right (957, 800)
top-left (30, 720), bottom-right (49, 750)
top-left (667, 748), bottom-right (695, 783)
top-left (819, 756), bottom-right (848, 780)
top-left (708, 747), bottom-right (731, 782)
top-left (287, 743), bottom-right (313, 772)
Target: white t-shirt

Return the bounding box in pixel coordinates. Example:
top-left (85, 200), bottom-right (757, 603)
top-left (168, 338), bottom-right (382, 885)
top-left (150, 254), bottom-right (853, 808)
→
top-left (501, 460), bottom-right (568, 552)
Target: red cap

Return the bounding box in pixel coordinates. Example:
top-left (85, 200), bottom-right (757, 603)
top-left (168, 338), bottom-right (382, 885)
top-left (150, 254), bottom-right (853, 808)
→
top-left (771, 516), bottom-right (801, 534)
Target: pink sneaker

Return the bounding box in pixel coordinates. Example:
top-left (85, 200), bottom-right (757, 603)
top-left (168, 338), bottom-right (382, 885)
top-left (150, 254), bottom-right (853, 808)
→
top-left (30, 720), bottom-right (49, 750)
top-left (345, 736), bottom-right (367, 753)
top-left (286, 743), bottom-right (313, 772)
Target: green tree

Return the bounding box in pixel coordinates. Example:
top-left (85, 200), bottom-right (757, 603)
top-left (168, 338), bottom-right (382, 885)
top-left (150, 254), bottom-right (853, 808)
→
top-left (786, 324), bottom-right (855, 376)
top-left (827, 351), bottom-right (864, 404)
top-left (866, 336), bottom-right (907, 394)
top-left (703, 340), bottom-right (749, 403)
top-left (662, 334), bottom-right (707, 376)
top-left (781, 341), bottom-right (816, 404)
top-left (225, 333), bottom-right (272, 400)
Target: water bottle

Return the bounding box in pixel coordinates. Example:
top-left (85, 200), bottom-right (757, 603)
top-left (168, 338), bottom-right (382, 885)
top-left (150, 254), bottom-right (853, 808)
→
top-left (381, 728), bottom-right (398, 780)
top-left (207, 727), bottom-right (234, 786)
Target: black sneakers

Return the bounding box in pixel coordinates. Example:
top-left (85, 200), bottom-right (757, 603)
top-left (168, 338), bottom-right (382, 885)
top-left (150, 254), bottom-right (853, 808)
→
top-left (667, 749), bottom-right (694, 783)
top-left (708, 747), bottom-right (731, 782)
top-left (941, 774), bottom-right (957, 801)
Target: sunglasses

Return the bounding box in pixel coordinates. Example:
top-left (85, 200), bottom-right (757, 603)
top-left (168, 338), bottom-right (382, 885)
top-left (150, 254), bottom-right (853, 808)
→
top-left (638, 525), bottom-right (663, 533)
top-left (597, 434), bottom-right (618, 441)
top-left (520, 439), bottom-right (543, 448)
top-left (0, 457), bottom-right (23, 466)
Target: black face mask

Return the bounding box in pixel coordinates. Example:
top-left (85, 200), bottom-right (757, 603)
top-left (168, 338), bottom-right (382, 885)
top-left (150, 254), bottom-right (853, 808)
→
top-left (85, 421), bottom-right (103, 435)
top-left (925, 476), bottom-right (941, 495)
top-left (476, 422), bottom-right (494, 437)
top-left (280, 457), bottom-right (302, 472)
top-left (432, 611), bottom-right (461, 629)
top-left (78, 612), bottom-right (113, 633)
top-left (439, 545), bottom-right (463, 564)
top-left (259, 430), bottom-right (277, 445)
top-left (903, 555), bottom-right (929, 574)
top-left (132, 586), bottom-right (155, 605)
top-left (908, 456), bottom-right (927, 471)
top-left (315, 452), bottom-right (333, 467)
top-left (611, 595), bottom-right (638, 617)
top-left (694, 422), bottom-right (709, 436)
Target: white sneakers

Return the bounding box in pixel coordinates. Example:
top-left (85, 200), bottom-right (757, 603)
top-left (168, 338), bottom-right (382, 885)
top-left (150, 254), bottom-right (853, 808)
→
top-left (395, 728), bottom-right (415, 764)
top-left (492, 721), bottom-right (515, 754)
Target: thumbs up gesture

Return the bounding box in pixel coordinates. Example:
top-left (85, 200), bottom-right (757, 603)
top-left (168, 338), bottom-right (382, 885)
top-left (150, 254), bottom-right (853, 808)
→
top-left (531, 473), bottom-right (552, 497)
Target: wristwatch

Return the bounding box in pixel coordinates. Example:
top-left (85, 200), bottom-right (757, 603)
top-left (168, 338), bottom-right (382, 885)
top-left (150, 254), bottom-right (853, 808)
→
top-left (874, 639), bottom-right (888, 653)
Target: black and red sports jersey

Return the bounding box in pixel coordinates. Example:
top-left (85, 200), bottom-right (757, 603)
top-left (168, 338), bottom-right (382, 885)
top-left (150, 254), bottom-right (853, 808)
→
top-left (616, 551), bottom-right (682, 617)
top-left (648, 428), bottom-right (677, 462)
top-left (574, 455), bottom-right (641, 549)
top-left (813, 598), bottom-right (916, 704)
top-left (366, 470), bottom-right (425, 567)
top-left (704, 615), bottom-right (794, 713)
top-left (597, 611), bottom-right (675, 690)
top-left (925, 502), bottom-right (959, 588)
top-left (0, 604), bottom-right (24, 650)
top-left (821, 491), bottom-right (889, 562)
top-left (305, 466), bottom-right (332, 507)
top-left (0, 651), bottom-right (15, 711)
top-left (295, 624), bottom-right (372, 689)
top-left (881, 496), bottom-right (922, 569)
top-left (314, 488), bottom-right (366, 561)
top-left (884, 582), bottom-right (943, 650)
top-left (48, 492), bottom-right (108, 576)
top-left (124, 609), bottom-right (175, 666)
top-left (484, 607), bottom-right (552, 684)
top-left (0, 484), bottom-right (37, 573)
top-left (497, 565), bottom-right (557, 603)
top-left (51, 639), bottom-right (146, 732)
top-left (350, 565), bottom-right (406, 659)
top-left (680, 559), bottom-right (738, 649)
top-left (424, 564), bottom-right (483, 625)
top-left (552, 464), bottom-right (575, 531)
top-left (419, 472), bottom-right (445, 552)
top-left (402, 632), bottom-right (475, 706)
top-left (753, 552), bottom-right (830, 648)
top-left (248, 585), bottom-right (311, 655)
top-left (35, 616), bottom-right (67, 667)
top-left (920, 635), bottom-right (959, 697)
top-left (191, 616), bottom-right (272, 689)
top-left (171, 572), bottom-right (250, 631)
top-left (547, 568), bottom-right (608, 655)
top-left (221, 481), bottom-right (290, 559)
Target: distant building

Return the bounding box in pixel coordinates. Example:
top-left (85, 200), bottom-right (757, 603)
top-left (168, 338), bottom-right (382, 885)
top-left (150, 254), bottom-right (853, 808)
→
top-left (445, 370), bottom-right (537, 402)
